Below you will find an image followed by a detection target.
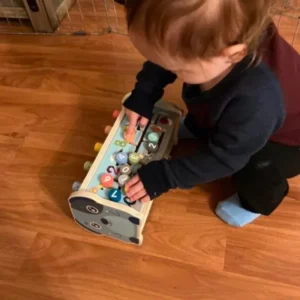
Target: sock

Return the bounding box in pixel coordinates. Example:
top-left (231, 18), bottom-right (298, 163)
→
top-left (178, 118), bottom-right (197, 139)
top-left (215, 194), bottom-right (261, 227)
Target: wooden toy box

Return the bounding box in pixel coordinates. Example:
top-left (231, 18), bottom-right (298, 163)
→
top-left (68, 93), bottom-right (182, 245)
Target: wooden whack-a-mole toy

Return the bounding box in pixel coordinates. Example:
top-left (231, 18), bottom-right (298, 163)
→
top-left (68, 93), bottom-right (182, 245)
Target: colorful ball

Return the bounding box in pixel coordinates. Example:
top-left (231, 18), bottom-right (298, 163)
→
top-left (108, 189), bottom-right (122, 202)
top-left (120, 164), bottom-right (132, 175)
top-left (100, 174), bottom-right (114, 188)
top-left (115, 152), bottom-right (128, 165)
top-left (84, 161), bottom-right (92, 171)
top-left (72, 181), bottom-right (81, 192)
top-left (94, 142), bottom-right (103, 152)
top-left (146, 142), bottom-right (159, 153)
top-left (147, 132), bottom-right (159, 143)
top-left (118, 174), bottom-right (130, 186)
top-left (129, 152), bottom-right (140, 165)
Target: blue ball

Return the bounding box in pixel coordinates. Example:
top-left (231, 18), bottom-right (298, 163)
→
top-left (72, 181), bottom-right (81, 191)
top-left (108, 189), bottom-right (122, 202)
top-left (115, 152), bottom-right (128, 165)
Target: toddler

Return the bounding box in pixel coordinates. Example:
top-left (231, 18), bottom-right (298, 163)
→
top-left (123, 0), bottom-right (300, 227)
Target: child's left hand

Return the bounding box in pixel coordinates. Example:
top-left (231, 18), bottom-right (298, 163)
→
top-left (125, 175), bottom-right (151, 203)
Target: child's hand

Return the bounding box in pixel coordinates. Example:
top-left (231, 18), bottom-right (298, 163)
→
top-left (125, 108), bottom-right (149, 136)
top-left (125, 175), bottom-right (151, 203)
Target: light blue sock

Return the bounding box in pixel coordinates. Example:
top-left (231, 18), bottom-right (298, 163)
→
top-left (178, 118), bottom-right (198, 139)
top-left (215, 194), bottom-right (261, 227)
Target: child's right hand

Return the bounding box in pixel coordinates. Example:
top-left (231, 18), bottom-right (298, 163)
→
top-left (125, 108), bottom-right (149, 135)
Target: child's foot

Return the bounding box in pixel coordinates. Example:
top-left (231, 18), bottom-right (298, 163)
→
top-left (178, 118), bottom-right (197, 139)
top-left (215, 194), bottom-right (261, 227)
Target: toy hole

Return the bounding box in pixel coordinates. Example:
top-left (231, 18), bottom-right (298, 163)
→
top-left (101, 218), bottom-right (111, 226)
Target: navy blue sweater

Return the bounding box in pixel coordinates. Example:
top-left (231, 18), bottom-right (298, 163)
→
top-left (124, 56), bottom-right (287, 199)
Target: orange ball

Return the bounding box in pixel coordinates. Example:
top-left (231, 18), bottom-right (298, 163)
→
top-left (112, 110), bottom-right (120, 119)
top-left (100, 174), bottom-right (114, 188)
top-left (104, 125), bottom-right (112, 135)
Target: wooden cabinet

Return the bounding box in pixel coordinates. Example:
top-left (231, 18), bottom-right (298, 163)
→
top-left (0, 0), bottom-right (75, 32)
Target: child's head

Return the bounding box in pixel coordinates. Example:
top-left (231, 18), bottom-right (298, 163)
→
top-left (125, 0), bottom-right (273, 84)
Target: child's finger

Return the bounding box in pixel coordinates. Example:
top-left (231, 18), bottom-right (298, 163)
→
top-left (126, 124), bottom-right (136, 136)
top-left (125, 175), bottom-right (140, 189)
top-left (141, 195), bottom-right (151, 203)
top-left (126, 181), bottom-right (144, 198)
top-left (127, 113), bottom-right (139, 135)
top-left (130, 189), bottom-right (147, 202)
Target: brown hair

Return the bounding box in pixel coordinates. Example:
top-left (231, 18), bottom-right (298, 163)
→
top-left (125, 0), bottom-right (274, 60)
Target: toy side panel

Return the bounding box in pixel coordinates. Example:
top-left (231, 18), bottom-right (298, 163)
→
top-left (68, 192), bottom-right (143, 245)
top-left (140, 201), bottom-right (154, 232)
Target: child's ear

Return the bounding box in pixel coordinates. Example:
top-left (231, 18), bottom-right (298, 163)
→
top-left (223, 44), bottom-right (247, 63)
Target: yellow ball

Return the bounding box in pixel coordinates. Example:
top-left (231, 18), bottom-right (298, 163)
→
top-left (94, 142), bottom-right (103, 152)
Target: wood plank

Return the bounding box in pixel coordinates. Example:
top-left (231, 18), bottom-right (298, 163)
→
top-left (0, 225), bottom-right (36, 281)
top-left (0, 169), bottom-right (226, 271)
top-left (0, 6), bottom-right (28, 19)
top-left (288, 176), bottom-right (300, 201)
top-left (8, 233), bottom-right (300, 300)
top-left (0, 86), bottom-right (124, 110)
top-left (224, 217), bottom-right (300, 287)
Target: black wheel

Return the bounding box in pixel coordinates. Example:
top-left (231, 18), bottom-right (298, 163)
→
top-left (128, 217), bottom-right (140, 225)
top-left (129, 237), bottom-right (140, 244)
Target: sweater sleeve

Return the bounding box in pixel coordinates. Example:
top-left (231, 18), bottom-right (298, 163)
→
top-left (123, 61), bottom-right (177, 119)
top-left (138, 95), bottom-right (283, 199)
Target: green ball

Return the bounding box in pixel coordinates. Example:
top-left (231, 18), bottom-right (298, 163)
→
top-left (129, 152), bottom-right (140, 165)
top-left (84, 161), bottom-right (92, 171)
top-left (147, 132), bottom-right (159, 143)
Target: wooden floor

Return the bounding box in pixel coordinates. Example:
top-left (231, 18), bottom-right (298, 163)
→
top-left (0, 29), bottom-right (300, 299)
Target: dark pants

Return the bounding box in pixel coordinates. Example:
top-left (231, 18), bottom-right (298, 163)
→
top-left (232, 142), bottom-right (300, 215)
top-left (114, 0), bottom-right (126, 5)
